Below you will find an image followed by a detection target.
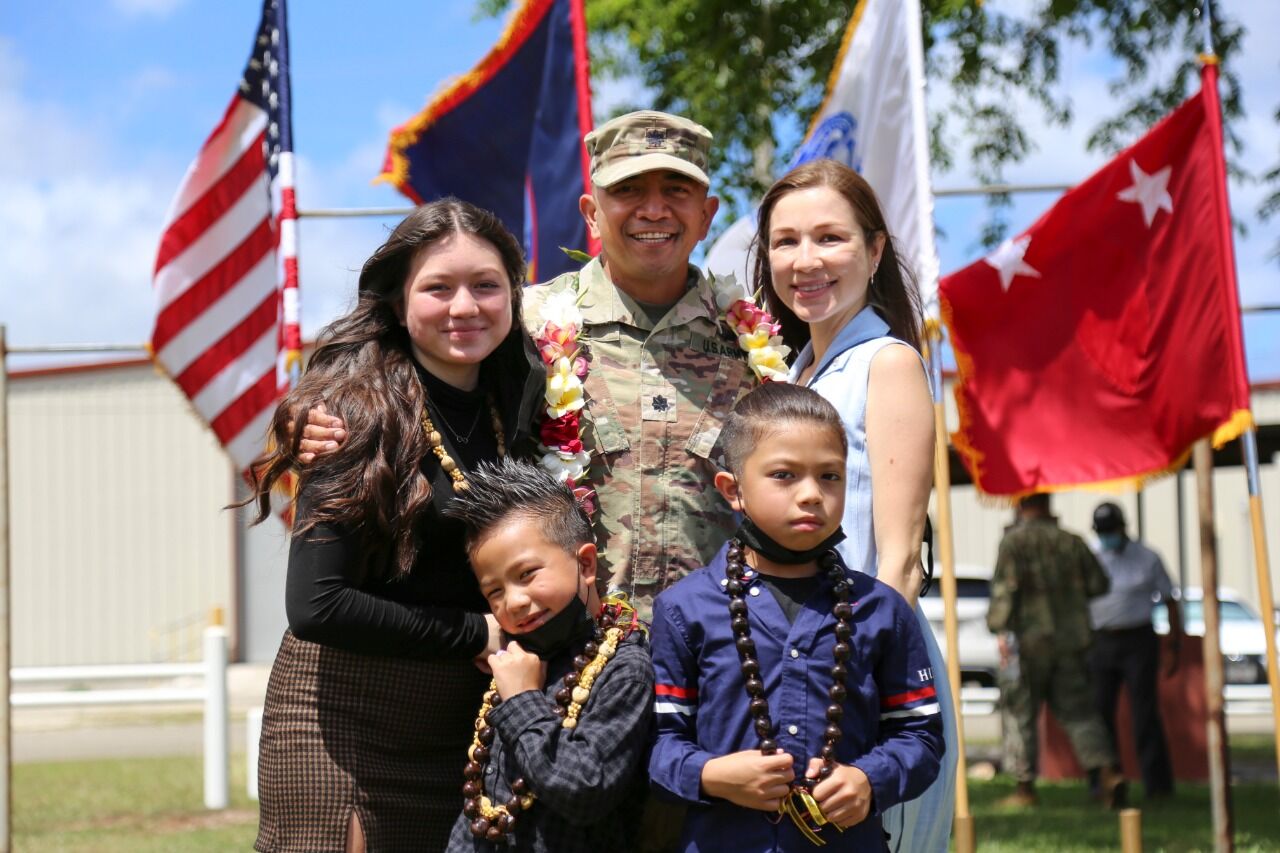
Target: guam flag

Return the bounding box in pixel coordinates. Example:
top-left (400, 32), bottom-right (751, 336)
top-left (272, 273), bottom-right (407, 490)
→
top-left (378, 0), bottom-right (597, 281)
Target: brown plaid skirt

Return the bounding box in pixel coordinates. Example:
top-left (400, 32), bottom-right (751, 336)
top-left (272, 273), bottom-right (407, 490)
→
top-left (255, 630), bottom-right (489, 852)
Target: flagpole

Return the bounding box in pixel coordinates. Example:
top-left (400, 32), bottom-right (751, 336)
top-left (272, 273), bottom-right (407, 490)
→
top-left (927, 335), bottom-right (973, 852)
top-left (1194, 440), bottom-right (1235, 851)
top-left (1241, 430), bottom-right (1280, 777)
top-left (902, 0), bottom-right (973, 847)
top-left (1199, 0), bottom-right (1280, 783)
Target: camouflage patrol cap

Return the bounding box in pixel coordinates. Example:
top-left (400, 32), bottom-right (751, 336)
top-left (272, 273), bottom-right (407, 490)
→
top-left (585, 110), bottom-right (713, 188)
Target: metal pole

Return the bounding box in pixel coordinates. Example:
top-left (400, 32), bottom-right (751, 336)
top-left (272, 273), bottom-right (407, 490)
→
top-left (1193, 439), bottom-right (1234, 852)
top-left (1177, 471), bottom-right (1188, 599)
top-left (927, 329), bottom-right (974, 853)
top-left (1136, 488), bottom-right (1146, 542)
top-left (1240, 429), bottom-right (1280, 781)
top-left (203, 611), bottom-right (229, 810)
top-left (296, 206), bottom-right (415, 219)
top-left (0, 326), bottom-right (11, 853)
top-left (934, 182), bottom-right (1073, 197)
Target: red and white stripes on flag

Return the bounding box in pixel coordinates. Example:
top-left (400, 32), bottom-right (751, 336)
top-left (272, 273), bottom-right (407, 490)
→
top-left (150, 0), bottom-right (299, 475)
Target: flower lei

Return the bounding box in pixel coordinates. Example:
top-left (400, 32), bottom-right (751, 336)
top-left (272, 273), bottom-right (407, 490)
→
top-left (532, 272), bottom-right (789, 515)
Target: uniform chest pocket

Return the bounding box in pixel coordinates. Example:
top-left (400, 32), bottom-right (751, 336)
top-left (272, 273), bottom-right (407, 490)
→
top-left (585, 396), bottom-right (630, 454)
top-left (684, 353), bottom-right (753, 462)
top-left (580, 330), bottom-right (631, 456)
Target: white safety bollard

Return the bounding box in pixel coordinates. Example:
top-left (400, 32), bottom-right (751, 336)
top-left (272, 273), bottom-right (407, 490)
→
top-left (203, 622), bottom-right (230, 810)
top-left (247, 706), bottom-right (263, 801)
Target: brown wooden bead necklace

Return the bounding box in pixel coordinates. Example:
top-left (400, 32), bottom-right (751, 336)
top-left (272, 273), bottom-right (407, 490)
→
top-left (725, 539), bottom-right (854, 843)
top-left (461, 597), bottom-right (639, 841)
top-left (421, 395), bottom-right (505, 493)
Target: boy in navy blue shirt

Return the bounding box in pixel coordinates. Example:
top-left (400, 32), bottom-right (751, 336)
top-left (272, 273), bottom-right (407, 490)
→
top-left (649, 383), bottom-right (943, 851)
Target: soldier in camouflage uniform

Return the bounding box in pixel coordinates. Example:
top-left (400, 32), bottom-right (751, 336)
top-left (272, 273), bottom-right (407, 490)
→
top-left (524, 111), bottom-right (757, 615)
top-left (986, 493), bottom-right (1127, 808)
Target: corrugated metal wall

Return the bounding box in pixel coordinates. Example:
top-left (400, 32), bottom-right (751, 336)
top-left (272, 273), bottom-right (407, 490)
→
top-left (4, 361), bottom-right (1276, 666)
top-left (9, 362), bottom-right (236, 665)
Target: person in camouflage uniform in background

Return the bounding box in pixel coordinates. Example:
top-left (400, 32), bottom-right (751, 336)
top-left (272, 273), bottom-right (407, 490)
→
top-left (524, 111), bottom-right (758, 616)
top-left (987, 493), bottom-right (1128, 809)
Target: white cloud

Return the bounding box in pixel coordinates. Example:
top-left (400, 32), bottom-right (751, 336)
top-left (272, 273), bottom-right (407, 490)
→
top-left (0, 36), bottom-right (394, 363)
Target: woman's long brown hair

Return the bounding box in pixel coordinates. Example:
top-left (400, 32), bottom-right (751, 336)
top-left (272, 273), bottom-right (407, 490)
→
top-left (752, 159), bottom-right (924, 354)
top-left (246, 199), bottom-right (527, 583)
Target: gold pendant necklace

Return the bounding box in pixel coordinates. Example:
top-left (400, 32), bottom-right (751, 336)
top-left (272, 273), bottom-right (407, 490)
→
top-left (421, 395), bottom-right (505, 492)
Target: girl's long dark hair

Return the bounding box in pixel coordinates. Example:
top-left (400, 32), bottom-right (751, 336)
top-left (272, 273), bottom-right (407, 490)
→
top-left (246, 199), bottom-right (528, 583)
top-left (752, 159), bottom-right (924, 353)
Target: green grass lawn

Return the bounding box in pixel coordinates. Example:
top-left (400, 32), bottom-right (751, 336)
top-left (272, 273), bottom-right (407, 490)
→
top-left (15, 755), bottom-right (257, 852)
top-left (10, 748), bottom-right (1279, 851)
top-left (964, 778), bottom-right (1280, 851)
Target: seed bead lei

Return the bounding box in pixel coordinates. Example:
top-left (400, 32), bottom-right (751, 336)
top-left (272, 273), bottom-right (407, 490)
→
top-left (461, 597), bottom-right (639, 841)
top-left (421, 396), bottom-right (505, 493)
top-left (724, 539), bottom-right (853, 843)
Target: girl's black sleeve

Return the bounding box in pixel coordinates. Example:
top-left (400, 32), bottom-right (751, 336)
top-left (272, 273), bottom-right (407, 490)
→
top-left (284, 522), bottom-right (487, 660)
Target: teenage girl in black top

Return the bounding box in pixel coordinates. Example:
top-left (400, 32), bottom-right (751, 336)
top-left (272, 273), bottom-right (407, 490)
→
top-left (247, 199), bottom-right (543, 853)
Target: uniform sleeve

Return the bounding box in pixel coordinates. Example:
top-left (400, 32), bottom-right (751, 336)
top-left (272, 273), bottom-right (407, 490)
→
top-left (986, 537), bottom-right (1018, 634)
top-left (285, 521), bottom-right (487, 660)
top-left (1078, 539), bottom-right (1111, 599)
top-left (851, 597), bottom-right (945, 814)
top-left (486, 641), bottom-right (655, 825)
top-left (648, 594), bottom-right (717, 805)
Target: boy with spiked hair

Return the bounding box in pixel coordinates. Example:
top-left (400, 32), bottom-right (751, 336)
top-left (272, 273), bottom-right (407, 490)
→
top-left (443, 458), bottom-right (654, 852)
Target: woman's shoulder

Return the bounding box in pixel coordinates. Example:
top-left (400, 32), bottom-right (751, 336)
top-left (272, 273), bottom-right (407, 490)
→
top-left (867, 339), bottom-right (926, 373)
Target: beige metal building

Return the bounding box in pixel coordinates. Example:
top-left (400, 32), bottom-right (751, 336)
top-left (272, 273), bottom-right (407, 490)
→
top-left (6, 357), bottom-right (1279, 665)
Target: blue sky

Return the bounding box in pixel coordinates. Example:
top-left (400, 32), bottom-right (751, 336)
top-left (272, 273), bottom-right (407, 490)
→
top-left (2, 1), bottom-right (1276, 379)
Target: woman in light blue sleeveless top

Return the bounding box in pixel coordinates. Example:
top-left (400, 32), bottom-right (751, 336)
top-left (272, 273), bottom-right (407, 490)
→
top-left (753, 159), bottom-right (958, 853)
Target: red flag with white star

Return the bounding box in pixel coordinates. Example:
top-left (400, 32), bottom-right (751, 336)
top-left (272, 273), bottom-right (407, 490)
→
top-left (939, 64), bottom-right (1252, 497)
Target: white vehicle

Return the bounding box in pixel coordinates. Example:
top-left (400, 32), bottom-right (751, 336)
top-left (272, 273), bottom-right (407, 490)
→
top-left (919, 563), bottom-right (1000, 687)
top-left (1154, 587), bottom-right (1280, 685)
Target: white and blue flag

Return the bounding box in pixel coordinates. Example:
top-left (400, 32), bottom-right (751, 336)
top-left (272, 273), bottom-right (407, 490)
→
top-left (706, 0), bottom-right (940, 316)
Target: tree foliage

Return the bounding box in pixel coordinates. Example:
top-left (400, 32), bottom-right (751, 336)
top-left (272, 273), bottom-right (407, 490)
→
top-left (478, 0), bottom-right (1276, 250)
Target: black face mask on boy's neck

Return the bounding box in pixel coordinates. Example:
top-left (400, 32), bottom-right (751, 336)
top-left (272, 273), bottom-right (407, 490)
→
top-left (504, 587), bottom-right (595, 661)
top-left (733, 492), bottom-right (847, 567)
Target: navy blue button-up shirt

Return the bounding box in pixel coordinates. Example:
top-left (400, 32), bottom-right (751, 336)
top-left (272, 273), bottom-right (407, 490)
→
top-left (649, 544), bottom-right (944, 852)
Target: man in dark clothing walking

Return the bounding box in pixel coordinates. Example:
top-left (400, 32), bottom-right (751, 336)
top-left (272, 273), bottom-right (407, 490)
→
top-left (1089, 501), bottom-right (1182, 798)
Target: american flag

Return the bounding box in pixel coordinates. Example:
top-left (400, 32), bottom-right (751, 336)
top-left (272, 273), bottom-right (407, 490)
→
top-left (150, 0), bottom-right (300, 474)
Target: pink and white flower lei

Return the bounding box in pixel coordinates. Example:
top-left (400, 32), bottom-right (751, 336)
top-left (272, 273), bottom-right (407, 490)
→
top-left (532, 274), bottom-right (788, 516)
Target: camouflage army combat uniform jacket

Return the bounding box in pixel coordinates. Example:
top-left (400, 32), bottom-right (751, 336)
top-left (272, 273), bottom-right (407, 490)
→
top-left (523, 258), bottom-right (757, 606)
top-left (986, 517), bottom-right (1111, 657)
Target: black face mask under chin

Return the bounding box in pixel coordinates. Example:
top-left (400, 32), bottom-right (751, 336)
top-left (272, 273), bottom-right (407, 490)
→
top-left (505, 588), bottom-right (595, 660)
top-left (735, 514), bottom-right (846, 566)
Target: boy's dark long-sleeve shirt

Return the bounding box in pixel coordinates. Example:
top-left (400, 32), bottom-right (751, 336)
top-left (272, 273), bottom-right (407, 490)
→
top-left (649, 544), bottom-right (944, 852)
top-left (446, 631), bottom-right (655, 852)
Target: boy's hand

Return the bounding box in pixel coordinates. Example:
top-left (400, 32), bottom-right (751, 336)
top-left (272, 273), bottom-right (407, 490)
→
top-left (805, 758), bottom-right (873, 828)
top-left (489, 641), bottom-right (546, 700)
top-left (701, 750), bottom-right (795, 811)
top-left (296, 404), bottom-right (346, 463)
